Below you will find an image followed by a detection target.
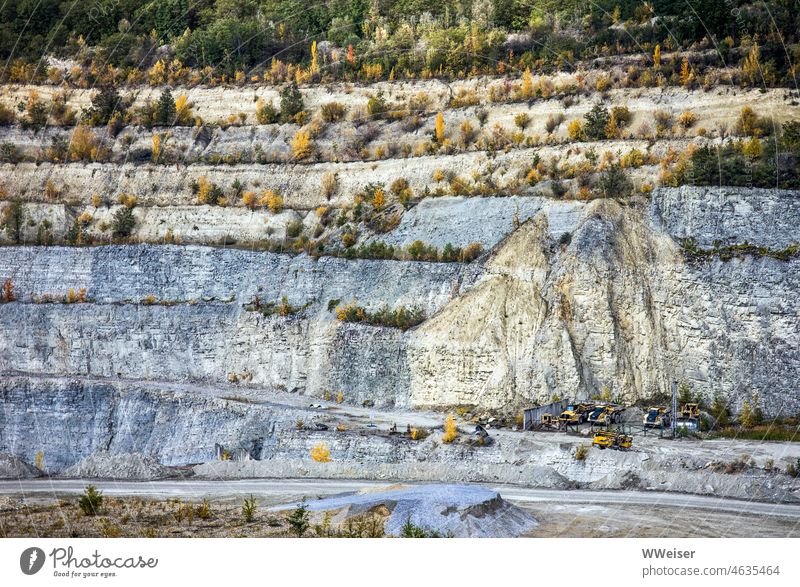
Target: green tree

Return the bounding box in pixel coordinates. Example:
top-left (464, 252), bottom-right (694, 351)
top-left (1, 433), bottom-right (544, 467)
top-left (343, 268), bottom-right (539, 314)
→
top-left (78, 485), bottom-right (104, 516)
top-left (86, 85), bottom-right (126, 126)
top-left (584, 103), bottom-right (610, 140)
top-left (156, 88), bottom-right (176, 126)
top-left (287, 499), bottom-right (309, 537)
top-left (597, 163), bottom-right (632, 198)
top-left (711, 393), bottom-right (730, 429)
top-left (280, 82), bottom-right (304, 121)
top-left (242, 495), bottom-right (257, 523)
top-left (678, 383), bottom-right (693, 406)
top-left (112, 207), bottom-right (136, 238)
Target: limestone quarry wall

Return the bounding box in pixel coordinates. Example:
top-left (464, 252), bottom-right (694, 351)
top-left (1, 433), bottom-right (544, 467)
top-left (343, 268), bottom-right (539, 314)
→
top-left (0, 187), bottom-right (798, 417)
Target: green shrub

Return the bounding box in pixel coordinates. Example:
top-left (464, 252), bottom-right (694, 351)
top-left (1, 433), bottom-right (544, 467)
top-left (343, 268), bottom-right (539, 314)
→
top-left (400, 517), bottom-right (443, 538)
top-left (196, 499), bottom-right (212, 519)
top-left (320, 102), bottom-right (347, 122)
top-left (367, 92), bottom-right (388, 119)
top-left (334, 301), bottom-right (425, 330)
top-left (255, 99), bottom-right (278, 124)
top-left (242, 495), bottom-right (257, 522)
top-left (287, 499), bottom-right (310, 537)
top-left (112, 206), bottom-right (136, 238)
top-left (597, 163), bottom-right (632, 198)
top-left (156, 88), bottom-right (176, 125)
top-left (584, 103), bottom-right (610, 140)
top-left (78, 485), bottom-right (104, 516)
top-left (280, 82), bottom-right (304, 121)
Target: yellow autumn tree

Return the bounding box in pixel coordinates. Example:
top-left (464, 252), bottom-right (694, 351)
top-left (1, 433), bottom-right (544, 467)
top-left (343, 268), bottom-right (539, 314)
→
top-left (742, 44), bottom-right (761, 86)
top-left (310, 443), bottom-right (331, 462)
top-left (151, 133), bottom-right (161, 162)
top-left (291, 129), bottom-right (313, 159)
top-left (653, 44), bottom-right (661, 68)
top-left (442, 414), bottom-right (458, 443)
top-left (567, 119), bottom-right (585, 140)
top-left (260, 189), bottom-right (284, 213)
top-left (174, 94), bottom-right (192, 124)
top-left (148, 59), bottom-right (166, 85)
top-left (68, 124), bottom-right (105, 161)
top-left (242, 191), bottom-right (257, 209)
top-left (310, 40), bottom-right (318, 76)
top-left (373, 188), bottom-right (385, 210)
top-left (520, 67), bottom-right (533, 98)
top-left (739, 399), bottom-right (754, 428)
top-left (680, 57), bottom-right (693, 87)
top-left (435, 111), bottom-right (444, 144)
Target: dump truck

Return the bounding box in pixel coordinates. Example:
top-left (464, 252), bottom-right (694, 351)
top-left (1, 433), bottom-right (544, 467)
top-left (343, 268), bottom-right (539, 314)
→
top-left (588, 404), bottom-right (626, 426)
top-left (558, 402), bottom-right (595, 426)
top-left (643, 406), bottom-right (671, 429)
top-left (592, 430), bottom-right (633, 451)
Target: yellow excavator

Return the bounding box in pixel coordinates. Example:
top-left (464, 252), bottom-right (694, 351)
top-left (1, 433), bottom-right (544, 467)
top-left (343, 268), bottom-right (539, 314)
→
top-left (558, 402), bottom-right (595, 427)
top-left (592, 430), bottom-right (633, 450)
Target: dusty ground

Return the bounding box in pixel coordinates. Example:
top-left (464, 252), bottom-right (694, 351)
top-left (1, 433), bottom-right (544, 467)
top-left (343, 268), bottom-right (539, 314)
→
top-left (3, 486), bottom-right (798, 538)
top-left (522, 502), bottom-right (800, 538)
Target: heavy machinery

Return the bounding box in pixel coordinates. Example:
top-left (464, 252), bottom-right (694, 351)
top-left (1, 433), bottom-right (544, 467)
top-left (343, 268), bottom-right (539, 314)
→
top-left (588, 404), bottom-right (626, 427)
top-left (677, 403), bottom-right (701, 430)
top-left (558, 402), bottom-right (595, 427)
top-left (643, 406), bottom-right (671, 429)
top-left (540, 413), bottom-right (558, 429)
top-left (592, 430), bottom-right (633, 451)
top-left (680, 403), bottom-right (701, 420)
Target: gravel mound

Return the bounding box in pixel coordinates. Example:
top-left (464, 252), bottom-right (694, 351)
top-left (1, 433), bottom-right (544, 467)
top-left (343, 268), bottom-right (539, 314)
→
top-left (273, 483), bottom-right (538, 537)
top-left (60, 452), bottom-right (169, 480)
top-left (0, 453), bottom-right (42, 479)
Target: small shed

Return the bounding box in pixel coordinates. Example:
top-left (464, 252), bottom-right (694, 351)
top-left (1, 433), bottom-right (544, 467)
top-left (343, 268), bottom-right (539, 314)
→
top-left (523, 399), bottom-right (571, 430)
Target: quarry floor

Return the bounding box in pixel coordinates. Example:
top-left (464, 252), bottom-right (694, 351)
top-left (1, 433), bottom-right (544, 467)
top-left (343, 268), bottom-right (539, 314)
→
top-left (2, 479), bottom-right (800, 538)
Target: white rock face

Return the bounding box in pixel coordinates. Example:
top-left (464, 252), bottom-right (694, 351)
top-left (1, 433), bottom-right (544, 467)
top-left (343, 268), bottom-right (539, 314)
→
top-left (0, 187), bottom-right (797, 416)
top-left (407, 188), bottom-right (800, 412)
top-left (376, 195), bottom-right (584, 249)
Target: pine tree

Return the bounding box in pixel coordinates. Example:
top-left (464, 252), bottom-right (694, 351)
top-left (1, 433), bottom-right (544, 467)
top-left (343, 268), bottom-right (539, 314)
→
top-left (287, 500), bottom-right (309, 537)
top-left (156, 88), bottom-right (176, 125)
top-left (280, 82), bottom-right (304, 121)
top-left (711, 393), bottom-right (731, 429)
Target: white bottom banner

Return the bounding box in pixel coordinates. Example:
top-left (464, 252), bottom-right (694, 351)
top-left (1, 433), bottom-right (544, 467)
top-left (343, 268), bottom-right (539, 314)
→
top-left (1, 538), bottom-right (797, 586)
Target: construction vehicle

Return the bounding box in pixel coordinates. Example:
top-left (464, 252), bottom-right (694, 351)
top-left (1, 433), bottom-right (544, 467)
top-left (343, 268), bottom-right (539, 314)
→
top-left (588, 404), bottom-right (626, 427)
top-left (592, 430), bottom-right (633, 451)
top-left (643, 406), bottom-right (671, 429)
top-left (540, 413), bottom-right (558, 429)
top-left (558, 402), bottom-right (595, 427)
top-left (680, 403), bottom-right (700, 420)
top-left (677, 403), bottom-right (701, 431)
